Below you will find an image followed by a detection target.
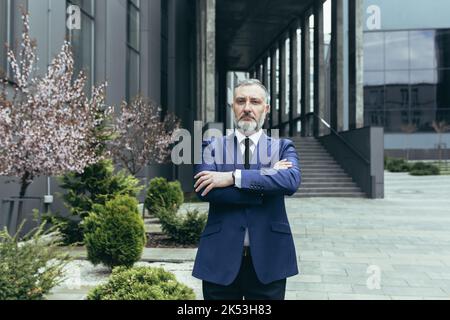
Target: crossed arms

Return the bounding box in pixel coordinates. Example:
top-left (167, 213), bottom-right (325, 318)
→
top-left (193, 139), bottom-right (301, 205)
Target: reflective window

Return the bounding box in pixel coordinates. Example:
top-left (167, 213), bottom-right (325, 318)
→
top-left (436, 69), bottom-right (450, 109)
top-left (385, 70), bottom-right (409, 85)
top-left (436, 30), bottom-right (450, 69)
top-left (0, 0), bottom-right (8, 74)
top-left (67, 0), bottom-right (95, 91)
top-left (161, 0), bottom-right (168, 112)
top-left (436, 109), bottom-right (450, 124)
top-left (385, 85), bottom-right (409, 110)
top-left (364, 32), bottom-right (384, 71)
top-left (127, 0), bottom-right (140, 101)
top-left (410, 30), bottom-right (436, 69)
top-left (384, 110), bottom-right (410, 133)
top-left (364, 71), bottom-right (384, 86)
top-left (385, 31), bottom-right (409, 70)
top-left (364, 29), bottom-right (450, 133)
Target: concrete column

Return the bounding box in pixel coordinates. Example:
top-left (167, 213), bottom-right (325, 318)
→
top-left (289, 21), bottom-right (300, 137)
top-left (270, 48), bottom-right (278, 128)
top-left (196, 0), bottom-right (216, 123)
top-left (348, 0), bottom-right (364, 129)
top-left (301, 16), bottom-right (311, 137)
top-left (279, 37), bottom-right (287, 135)
top-left (262, 58), bottom-right (270, 129)
top-left (314, 2), bottom-right (325, 137)
top-left (262, 56), bottom-right (269, 87)
top-left (331, 0), bottom-right (345, 132)
top-left (255, 63), bottom-right (262, 81)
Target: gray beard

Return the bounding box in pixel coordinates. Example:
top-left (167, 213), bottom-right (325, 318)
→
top-left (234, 111), bottom-right (267, 135)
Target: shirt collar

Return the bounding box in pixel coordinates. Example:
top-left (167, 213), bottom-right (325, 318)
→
top-left (234, 129), bottom-right (263, 146)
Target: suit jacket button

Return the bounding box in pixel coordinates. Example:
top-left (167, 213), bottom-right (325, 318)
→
top-left (240, 226), bottom-right (246, 232)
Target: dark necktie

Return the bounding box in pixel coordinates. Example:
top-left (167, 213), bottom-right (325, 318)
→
top-left (244, 137), bottom-right (252, 169)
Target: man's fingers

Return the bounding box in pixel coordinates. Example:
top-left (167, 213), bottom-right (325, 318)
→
top-left (201, 183), bottom-right (215, 196)
top-left (194, 175), bottom-right (209, 188)
top-left (196, 178), bottom-right (213, 193)
top-left (196, 179), bottom-right (211, 192)
top-left (194, 171), bottom-right (209, 180)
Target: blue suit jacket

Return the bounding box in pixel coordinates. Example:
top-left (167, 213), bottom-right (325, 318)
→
top-left (192, 133), bottom-right (301, 285)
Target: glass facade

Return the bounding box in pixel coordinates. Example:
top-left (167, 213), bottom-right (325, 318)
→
top-left (364, 29), bottom-right (450, 132)
top-left (0, 0), bottom-right (8, 74)
top-left (161, 0), bottom-right (168, 115)
top-left (127, 0), bottom-right (140, 101)
top-left (67, 0), bottom-right (95, 91)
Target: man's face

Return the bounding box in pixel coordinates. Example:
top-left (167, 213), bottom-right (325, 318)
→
top-left (233, 85), bottom-right (270, 135)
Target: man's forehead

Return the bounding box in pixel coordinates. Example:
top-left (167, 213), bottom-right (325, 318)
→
top-left (235, 85), bottom-right (266, 98)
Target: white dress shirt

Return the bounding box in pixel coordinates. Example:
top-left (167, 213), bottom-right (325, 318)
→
top-left (232, 129), bottom-right (263, 246)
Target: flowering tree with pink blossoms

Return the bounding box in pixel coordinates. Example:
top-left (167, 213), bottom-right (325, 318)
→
top-left (108, 96), bottom-right (180, 176)
top-left (0, 12), bottom-right (112, 222)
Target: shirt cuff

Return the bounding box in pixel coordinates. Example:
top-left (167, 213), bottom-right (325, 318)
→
top-left (234, 169), bottom-right (242, 188)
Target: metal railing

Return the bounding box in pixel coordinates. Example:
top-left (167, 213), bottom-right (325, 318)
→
top-left (302, 112), bottom-right (370, 165)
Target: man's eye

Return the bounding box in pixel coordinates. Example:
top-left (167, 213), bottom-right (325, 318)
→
top-left (236, 99), bottom-right (246, 104)
top-left (251, 99), bottom-right (262, 105)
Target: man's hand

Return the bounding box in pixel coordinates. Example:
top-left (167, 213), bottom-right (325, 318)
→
top-left (274, 159), bottom-right (293, 170)
top-left (194, 160), bottom-right (292, 196)
top-left (194, 171), bottom-right (234, 196)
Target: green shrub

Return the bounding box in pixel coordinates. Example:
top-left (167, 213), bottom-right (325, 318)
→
top-left (409, 162), bottom-right (440, 176)
top-left (384, 156), bottom-right (390, 168)
top-left (157, 207), bottom-right (207, 245)
top-left (83, 195), bottom-right (146, 269)
top-left (145, 177), bottom-right (184, 213)
top-left (56, 159), bottom-right (143, 244)
top-left (386, 158), bottom-right (411, 172)
top-left (0, 222), bottom-right (70, 300)
top-left (42, 215), bottom-right (83, 246)
top-left (87, 266), bottom-right (195, 300)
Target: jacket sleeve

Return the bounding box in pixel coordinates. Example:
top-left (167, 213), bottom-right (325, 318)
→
top-left (239, 139), bottom-right (301, 196)
top-left (194, 139), bottom-right (263, 205)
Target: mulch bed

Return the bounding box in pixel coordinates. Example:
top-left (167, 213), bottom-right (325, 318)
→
top-left (145, 233), bottom-right (198, 249)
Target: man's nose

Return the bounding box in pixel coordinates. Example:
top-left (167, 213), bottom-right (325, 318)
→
top-left (243, 100), bottom-right (252, 112)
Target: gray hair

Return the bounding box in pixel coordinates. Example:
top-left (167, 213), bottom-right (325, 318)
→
top-left (234, 79), bottom-right (269, 104)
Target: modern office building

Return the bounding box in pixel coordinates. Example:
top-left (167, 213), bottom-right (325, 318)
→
top-left (0, 0), bottom-right (199, 229)
top-left (362, 0), bottom-right (450, 159)
top-left (3, 0), bottom-right (448, 230)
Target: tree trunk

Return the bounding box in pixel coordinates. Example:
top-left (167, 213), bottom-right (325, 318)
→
top-left (16, 171), bottom-right (33, 228)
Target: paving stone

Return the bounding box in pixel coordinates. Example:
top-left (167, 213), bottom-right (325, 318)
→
top-left (382, 286), bottom-right (448, 297)
top-left (50, 172), bottom-right (450, 300)
top-left (328, 293), bottom-right (390, 300)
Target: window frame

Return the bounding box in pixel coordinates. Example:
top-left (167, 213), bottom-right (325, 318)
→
top-left (1, 0), bottom-right (12, 78)
top-left (66, 0), bottom-right (96, 87)
top-left (126, 0), bottom-right (141, 101)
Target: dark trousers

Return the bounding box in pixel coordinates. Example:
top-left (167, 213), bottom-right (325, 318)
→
top-left (202, 247), bottom-right (287, 300)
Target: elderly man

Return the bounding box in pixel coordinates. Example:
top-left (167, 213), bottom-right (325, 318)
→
top-left (192, 79), bottom-right (301, 300)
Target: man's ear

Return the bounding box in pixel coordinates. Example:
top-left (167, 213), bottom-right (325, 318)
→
top-left (266, 104), bottom-right (271, 114)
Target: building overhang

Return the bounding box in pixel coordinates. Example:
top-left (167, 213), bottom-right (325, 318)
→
top-left (216, 0), bottom-right (316, 71)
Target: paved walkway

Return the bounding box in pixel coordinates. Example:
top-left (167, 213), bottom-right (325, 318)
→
top-left (48, 172), bottom-right (450, 300)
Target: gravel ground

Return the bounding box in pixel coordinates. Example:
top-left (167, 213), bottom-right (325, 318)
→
top-left (48, 260), bottom-right (202, 300)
